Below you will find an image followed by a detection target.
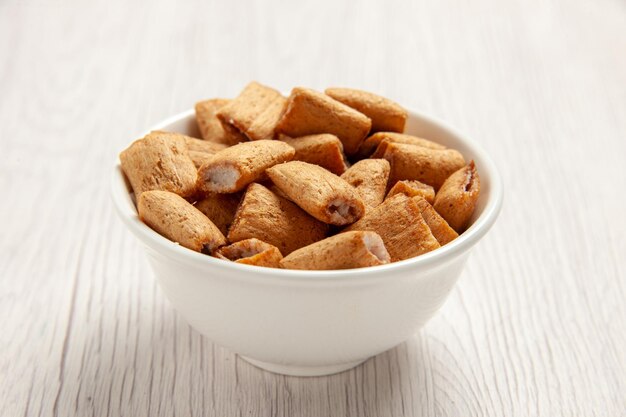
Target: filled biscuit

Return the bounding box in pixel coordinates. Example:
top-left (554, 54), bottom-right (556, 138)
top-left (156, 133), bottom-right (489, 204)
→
top-left (413, 197), bottom-right (458, 245)
top-left (280, 231), bottom-right (390, 270)
top-left (378, 141), bottom-right (466, 190)
top-left (138, 190), bottom-right (226, 253)
top-left (194, 193), bottom-right (241, 236)
top-left (227, 183), bottom-right (328, 255)
top-left (120, 131), bottom-right (198, 198)
top-left (386, 180), bottom-right (435, 204)
top-left (433, 161), bottom-right (481, 232)
top-left (359, 132), bottom-right (445, 158)
top-left (325, 87), bottom-right (407, 133)
top-left (344, 194), bottom-right (440, 261)
top-left (280, 133), bottom-right (348, 175)
top-left (214, 238), bottom-right (283, 268)
top-left (216, 82), bottom-right (287, 140)
top-left (197, 140), bottom-right (295, 193)
top-left (275, 87), bottom-right (372, 155)
top-left (180, 135), bottom-right (228, 168)
top-left (341, 159), bottom-right (390, 210)
top-left (267, 161), bottom-right (365, 226)
top-left (195, 99), bottom-right (246, 145)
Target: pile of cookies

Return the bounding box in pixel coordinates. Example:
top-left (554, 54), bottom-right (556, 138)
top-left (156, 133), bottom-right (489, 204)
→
top-left (120, 82), bottom-right (480, 270)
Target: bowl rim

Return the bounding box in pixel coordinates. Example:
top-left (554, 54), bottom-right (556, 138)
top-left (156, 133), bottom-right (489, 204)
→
top-left (111, 108), bottom-right (503, 282)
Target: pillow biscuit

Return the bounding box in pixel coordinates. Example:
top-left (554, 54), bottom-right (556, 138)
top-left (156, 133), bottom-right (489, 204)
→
top-left (216, 82), bottom-right (287, 141)
top-left (120, 131), bottom-right (198, 198)
top-left (325, 87), bottom-right (407, 133)
top-left (276, 87), bottom-right (372, 155)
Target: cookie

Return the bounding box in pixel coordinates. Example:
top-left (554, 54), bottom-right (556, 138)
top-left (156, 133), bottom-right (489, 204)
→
top-left (325, 87), bottom-right (407, 133)
top-left (227, 183), bottom-right (328, 255)
top-left (378, 141), bottom-right (466, 190)
top-left (280, 231), bottom-right (390, 270)
top-left (195, 99), bottom-right (246, 145)
top-left (344, 193), bottom-right (440, 261)
top-left (197, 140), bottom-right (295, 193)
top-left (275, 87), bottom-right (372, 155)
top-left (267, 161), bottom-right (365, 226)
top-left (280, 133), bottom-right (348, 175)
top-left (433, 161), bottom-right (480, 232)
top-left (341, 159), bottom-right (390, 210)
top-left (413, 196), bottom-right (458, 245)
top-left (359, 132), bottom-right (444, 159)
top-left (216, 82), bottom-right (287, 140)
top-left (386, 180), bottom-right (435, 204)
top-left (194, 193), bottom-right (241, 236)
top-left (138, 190), bottom-right (226, 253)
top-left (214, 238), bottom-right (283, 268)
top-left (120, 131), bottom-right (197, 198)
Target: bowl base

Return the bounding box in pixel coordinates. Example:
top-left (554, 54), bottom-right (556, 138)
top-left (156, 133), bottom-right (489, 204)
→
top-left (240, 356), bottom-right (368, 377)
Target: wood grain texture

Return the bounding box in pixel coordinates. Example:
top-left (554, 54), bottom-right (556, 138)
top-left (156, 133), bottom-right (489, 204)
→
top-left (0, 0), bottom-right (625, 416)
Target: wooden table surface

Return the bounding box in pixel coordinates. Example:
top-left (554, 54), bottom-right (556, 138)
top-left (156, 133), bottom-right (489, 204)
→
top-left (1, 0), bottom-right (624, 415)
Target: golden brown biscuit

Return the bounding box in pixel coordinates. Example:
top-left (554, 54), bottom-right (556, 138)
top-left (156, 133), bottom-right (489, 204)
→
top-left (267, 161), bottom-right (365, 226)
top-left (325, 88), bottom-right (407, 133)
top-left (280, 133), bottom-right (348, 175)
top-left (413, 197), bottom-right (458, 245)
top-left (344, 194), bottom-right (440, 261)
top-left (379, 141), bottom-right (466, 190)
top-left (182, 135), bottom-right (228, 154)
top-left (179, 135), bottom-right (227, 168)
top-left (341, 159), bottom-right (390, 210)
top-left (197, 140), bottom-right (295, 193)
top-left (280, 231), bottom-right (390, 270)
top-left (120, 131), bottom-right (197, 198)
top-left (138, 190), bottom-right (226, 253)
top-left (386, 180), bottom-right (435, 204)
top-left (214, 238), bottom-right (283, 268)
top-left (188, 151), bottom-right (213, 169)
top-left (146, 131), bottom-right (227, 168)
top-left (359, 132), bottom-right (445, 158)
top-left (216, 82), bottom-right (287, 140)
top-left (275, 87), bottom-right (372, 155)
top-left (194, 193), bottom-right (241, 236)
top-left (433, 161), bottom-right (481, 232)
top-left (228, 183), bottom-right (328, 255)
top-left (195, 99), bottom-right (246, 145)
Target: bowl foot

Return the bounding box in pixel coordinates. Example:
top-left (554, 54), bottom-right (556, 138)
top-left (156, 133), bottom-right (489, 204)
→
top-left (240, 356), bottom-right (368, 377)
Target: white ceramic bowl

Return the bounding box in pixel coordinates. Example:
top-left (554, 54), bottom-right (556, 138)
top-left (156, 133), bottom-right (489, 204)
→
top-left (111, 108), bottom-right (503, 376)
